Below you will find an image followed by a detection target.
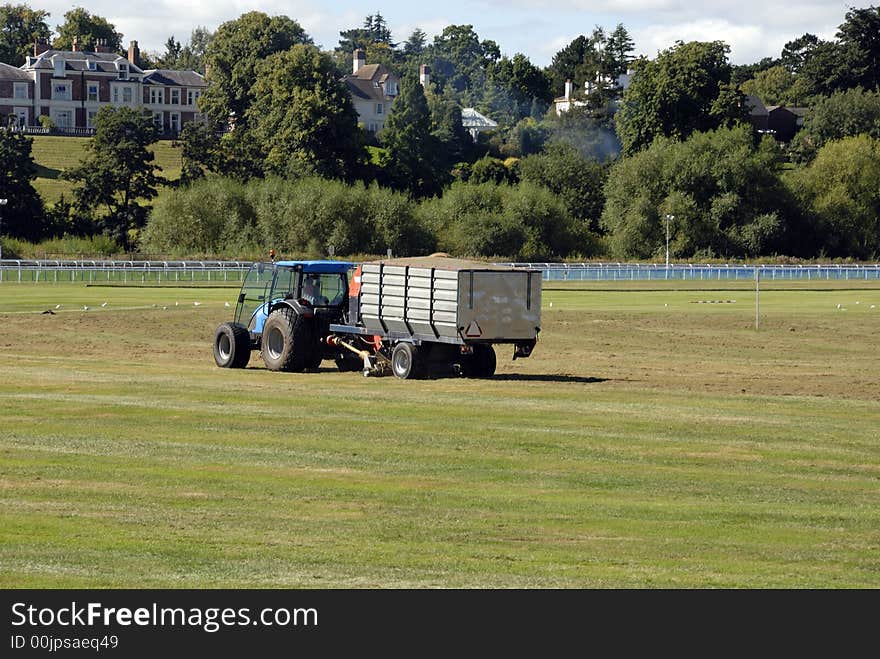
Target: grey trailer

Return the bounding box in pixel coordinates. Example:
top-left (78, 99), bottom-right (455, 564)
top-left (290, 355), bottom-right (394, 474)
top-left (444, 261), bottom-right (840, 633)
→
top-left (329, 257), bottom-right (541, 379)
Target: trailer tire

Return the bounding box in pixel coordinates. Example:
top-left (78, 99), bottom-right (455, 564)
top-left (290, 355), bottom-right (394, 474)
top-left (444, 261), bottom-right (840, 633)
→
top-left (391, 342), bottom-right (424, 379)
top-left (467, 344), bottom-right (496, 378)
top-left (261, 307), bottom-right (314, 372)
top-left (335, 352), bottom-right (363, 372)
top-left (214, 322), bottom-right (251, 368)
top-left (477, 345), bottom-right (498, 378)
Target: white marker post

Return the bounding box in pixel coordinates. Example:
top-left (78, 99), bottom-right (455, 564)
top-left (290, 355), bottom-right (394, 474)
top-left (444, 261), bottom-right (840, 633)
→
top-left (755, 266), bottom-right (760, 331)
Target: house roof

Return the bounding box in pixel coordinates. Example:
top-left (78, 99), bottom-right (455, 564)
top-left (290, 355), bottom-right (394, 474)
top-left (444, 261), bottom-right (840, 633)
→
top-left (0, 61), bottom-right (31, 81)
top-left (24, 49), bottom-right (145, 75)
top-left (745, 95), bottom-right (768, 117)
top-left (344, 63), bottom-right (396, 102)
top-left (461, 108), bottom-right (498, 129)
top-left (143, 69), bottom-right (207, 87)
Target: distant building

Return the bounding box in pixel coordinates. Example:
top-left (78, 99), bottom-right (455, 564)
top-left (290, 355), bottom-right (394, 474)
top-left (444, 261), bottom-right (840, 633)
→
top-left (553, 70), bottom-right (633, 116)
top-left (460, 107), bottom-right (498, 141)
top-left (0, 39), bottom-right (206, 136)
top-left (746, 95), bottom-right (809, 141)
top-left (343, 49), bottom-right (399, 134)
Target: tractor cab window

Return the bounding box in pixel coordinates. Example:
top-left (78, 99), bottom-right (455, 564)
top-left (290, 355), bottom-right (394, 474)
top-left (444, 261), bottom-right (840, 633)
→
top-left (235, 262), bottom-right (273, 328)
top-left (300, 273), bottom-right (346, 307)
top-left (272, 266), bottom-right (298, 299)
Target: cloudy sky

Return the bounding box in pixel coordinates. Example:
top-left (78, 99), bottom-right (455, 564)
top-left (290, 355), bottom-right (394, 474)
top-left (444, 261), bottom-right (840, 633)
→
top-left (33, 1), bottom-right (868, 67)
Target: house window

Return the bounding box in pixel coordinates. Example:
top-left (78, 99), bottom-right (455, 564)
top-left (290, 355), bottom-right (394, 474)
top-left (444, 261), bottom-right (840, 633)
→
top-left (376, 103), bottom-right (383, 115)
top-left (169, 112), bottom-right (181, 133)
top-left (13, 83), bottom-right (28, 99)
top-left (385, 81), bottom-right (397, 96)
top-left (86, 110), bottom-right (98, 129)
top-left (87, 83), bottom-right (99, 102)
top-left (152, 111), bottom-right (163, 129)
top-left (52, 81), bottom-right (71, 101)
top-left (170, 88), bottom-right (180, 105)
top-left (87, 59), bottom-right (96, 71)
top-left (113, 85), bottom-right (134, 104)
top-left (117, 63), bottom-right (129, 80)
top-left (149, 88), bottom-right (164, 104)
top-left (187, 89), bottom-right (201, 106)
top-left (51, 109), bottom-right (72, 129)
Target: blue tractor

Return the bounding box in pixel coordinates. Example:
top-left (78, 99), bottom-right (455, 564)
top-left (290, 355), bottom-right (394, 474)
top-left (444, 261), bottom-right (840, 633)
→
top-left (213, 260), bottom-right (361, 372)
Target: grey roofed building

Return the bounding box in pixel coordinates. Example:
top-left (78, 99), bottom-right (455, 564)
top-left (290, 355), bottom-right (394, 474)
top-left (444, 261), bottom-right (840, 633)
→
top-left (8, 40), bottom-right (206, 136)
top-left (143, 69), bottom-right (207, 88)
top-left (461, 107), bottom-right (498, 141)
top-left (0, 61), bottom-right (33, 81)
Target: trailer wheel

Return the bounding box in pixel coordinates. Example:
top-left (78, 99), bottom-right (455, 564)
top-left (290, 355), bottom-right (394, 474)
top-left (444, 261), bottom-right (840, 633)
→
top-left (467, 344), bottom-right (496, 378)
top-left (335, 352), bottom-right (363, 372)
top-left (214, 322), bottom-right (251, 368)
top-left (261, 307), bottom-right (314, 372)
top-left (391, 342), bottom-right (423, 379)
top-left (474, 344), bottom-right (498, 378)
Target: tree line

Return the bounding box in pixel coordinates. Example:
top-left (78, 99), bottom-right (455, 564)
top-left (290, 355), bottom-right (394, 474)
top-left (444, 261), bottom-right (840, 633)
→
top-left (1, 5), bottom-right (879, 260)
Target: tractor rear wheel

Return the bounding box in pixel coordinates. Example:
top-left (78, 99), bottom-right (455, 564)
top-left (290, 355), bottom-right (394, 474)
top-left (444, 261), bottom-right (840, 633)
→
top-left (261, 307), bottom-right (314, 372)
top-left (214, 322), bottom-right (251, 368)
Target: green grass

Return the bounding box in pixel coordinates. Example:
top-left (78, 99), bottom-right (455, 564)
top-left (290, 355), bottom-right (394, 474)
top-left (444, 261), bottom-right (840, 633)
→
top-left (0, 282), bottom-right (878, 587)
top-left (29, 135), bottom-right (183, 207)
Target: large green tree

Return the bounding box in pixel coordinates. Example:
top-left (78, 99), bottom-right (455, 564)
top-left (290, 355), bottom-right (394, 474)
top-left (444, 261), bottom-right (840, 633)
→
top-left (615, 41), bottom-right (745, 155)
top-left (0, 129), bottom-right (45, 241)
top-left (787, 134), bottom-right (880, 258)
top-left (428, 25), bottom-right (499, 97)
top-left (836, 5), bottom-right (880, 92)
top-left (380, 75), bottom-right (445, 198)
top-left (53, 8), bottom-right (121, 52)
top-left (337, 12), bottom-right (394, 53)
top-left (63, 107), bottom-right (162, 249)
top-left (519, 142), bottom-right (607, 233)
top-left (602, 125), bottom-right (794, 258)
top-left (246, 45), bottom-right (365, 180)
top-left (200, 12), bottom-right (311, 128)
top-left (739, 65), bottom-right (802, 106)
top-left (789, 87), bottom-right (880, 162)
top-left (486, 53), bottom-right (552, 124)
top-left (0, 3), bottom-right (50, 65)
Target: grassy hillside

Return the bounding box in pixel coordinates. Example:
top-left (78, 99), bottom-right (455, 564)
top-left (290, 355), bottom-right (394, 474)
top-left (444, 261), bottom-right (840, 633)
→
top-left (1, 281), bottom-right (878, 587)
top-left (29, 135), bottom-right (183, 207)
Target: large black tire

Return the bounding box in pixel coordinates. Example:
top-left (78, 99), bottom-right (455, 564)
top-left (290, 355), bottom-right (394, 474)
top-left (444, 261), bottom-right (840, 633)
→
top-left (261, 307), bottom-right (315, 372)
top-left (477, 344), bottom-right (496, 377)
top-left (391, 342), bottom-right (424, 380)
top-left (335, 351), bottom-right (363, 372)
top-left (214, 322), bottom-right (251, 368)
top-left (462, 344), bottom-right (496, 378)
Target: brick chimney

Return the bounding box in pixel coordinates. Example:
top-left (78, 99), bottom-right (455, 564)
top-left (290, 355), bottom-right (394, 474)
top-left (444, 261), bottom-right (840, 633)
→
top-left (419, 64), bottom-right (431, 88)
top-left (72, 36), bottom-right (78, 52)
top-left (353, 48), bottom-right (366, 74)
top-left (33, 38), bottom-right (50, 56)
top-left (128, 40), bottom-right (140, 67)
top-left (564, 79), bottom-right (573, 100)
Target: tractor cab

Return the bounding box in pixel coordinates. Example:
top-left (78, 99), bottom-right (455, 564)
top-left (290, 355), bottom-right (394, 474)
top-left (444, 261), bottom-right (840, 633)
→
top-left (234, 261), bottom-right (353, 335)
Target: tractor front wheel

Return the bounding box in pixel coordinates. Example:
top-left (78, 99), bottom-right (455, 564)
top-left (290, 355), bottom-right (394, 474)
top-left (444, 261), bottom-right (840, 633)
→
top-left (213, 322), bottom-right (251, 368)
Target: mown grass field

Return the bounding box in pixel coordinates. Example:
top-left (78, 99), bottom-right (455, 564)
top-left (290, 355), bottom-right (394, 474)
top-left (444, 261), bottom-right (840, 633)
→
top-left (0, 280), bottom-right (878, 587)
top-left (30, 135), bottom-right (182, 206)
